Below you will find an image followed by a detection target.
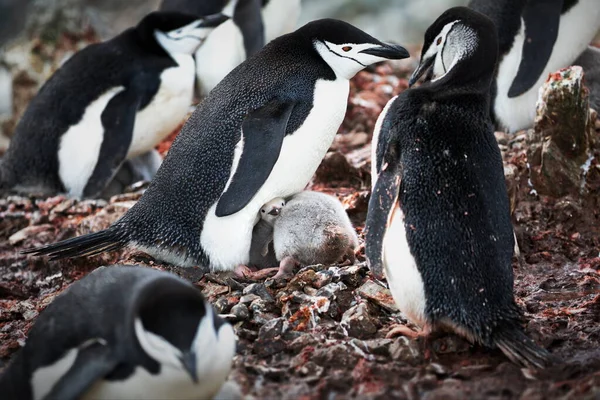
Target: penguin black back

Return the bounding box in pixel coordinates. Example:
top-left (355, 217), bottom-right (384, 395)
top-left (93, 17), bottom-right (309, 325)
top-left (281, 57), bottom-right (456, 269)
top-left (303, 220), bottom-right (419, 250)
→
top-left (0, 266), bottom-right (233, 400)
top-left (368, 7), bottom-right (550, 368)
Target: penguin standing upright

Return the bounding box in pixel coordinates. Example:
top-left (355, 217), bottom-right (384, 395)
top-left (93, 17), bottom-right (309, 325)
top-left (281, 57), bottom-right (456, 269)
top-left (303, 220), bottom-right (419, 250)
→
top-left (0, 266), bottom-right (235, 400)
top-left (23, 20), bottom-right (409, 274)
top-left (0, 11), bottom-right (229, 199)
top-left (469, 0), bottom-right (600, 132)
top-left (366, 7), bottom-right (551, 369)
top-left (161, 0), bottom-right (301, 96)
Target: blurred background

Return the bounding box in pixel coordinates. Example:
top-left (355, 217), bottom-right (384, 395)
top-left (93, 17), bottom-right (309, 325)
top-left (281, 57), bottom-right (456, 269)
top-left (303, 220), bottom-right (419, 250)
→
top-left (0, 0), bottom-right (467, 150)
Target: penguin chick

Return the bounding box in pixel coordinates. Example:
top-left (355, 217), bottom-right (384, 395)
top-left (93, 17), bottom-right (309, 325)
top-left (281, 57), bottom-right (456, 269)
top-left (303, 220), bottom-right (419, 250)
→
top-left (248, 197), bottom-right (285, 269)
top-left (0, 11), bottom-right (229, 199)
top-left (23, 19), bottom-right (409, 273)
top-left (0, 265), bottom-right (235, 400)
top-left (270, 191), bottom-right (358, 279)
top-left (367, 7), bottom-right (552, 369)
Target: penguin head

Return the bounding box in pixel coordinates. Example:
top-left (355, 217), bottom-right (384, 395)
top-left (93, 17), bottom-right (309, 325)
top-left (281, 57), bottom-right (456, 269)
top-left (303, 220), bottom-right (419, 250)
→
top-left (260, 197), bottom-right (286, 225)
top-left (300, 19), bottom-right (410, 80)
top-left (409, 7), bottom-right (498, 90)
top-left (139, 11), bottom-right (229, 56)
top-left (132, 275), bottom-right (234, 383)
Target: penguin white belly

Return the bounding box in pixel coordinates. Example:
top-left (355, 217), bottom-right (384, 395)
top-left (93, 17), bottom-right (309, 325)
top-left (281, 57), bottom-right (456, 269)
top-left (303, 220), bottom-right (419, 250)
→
top-left (371, 95), bottom-right (398, 187)
top-left (383, 207), bottom-right (428, 328)
top-left (58, 86), bottom-right (125, 198)
top-left (495, 1), bottom-right (600, 133)
top-left (127, 54), bottom-right (195, 159)
top-left (196, 21), bottom-right (245, 96)
top-left (83, 326), bottom-right (235, 400)
top-left (262, 0), bottom-right (301, 43)
top-left (200, 78), bottom-right (350, 270)
top-left (31, 348), bottom-right (79, 400)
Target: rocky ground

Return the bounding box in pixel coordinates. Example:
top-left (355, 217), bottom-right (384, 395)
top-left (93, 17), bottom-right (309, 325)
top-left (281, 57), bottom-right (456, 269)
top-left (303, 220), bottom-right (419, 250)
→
top-left (1, 59), bottom-right (600, 399)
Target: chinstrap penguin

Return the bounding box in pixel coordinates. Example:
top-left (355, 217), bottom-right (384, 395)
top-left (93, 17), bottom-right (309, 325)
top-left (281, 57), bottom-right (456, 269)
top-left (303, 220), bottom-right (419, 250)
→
top-left (23, 19), bottom-right (409, 273)
top-left (367, 7), bottom-right (552, 369)
top-left (161, 0), bottom-right (301, 96)
top-left (469, 0), bottom-right (600, 132)
top-left (0, 11), bottom-right (229, 199)
top-left (254, 192), bottom-right (359, 280)
top-left (0, 265), bottom-right (235, 400)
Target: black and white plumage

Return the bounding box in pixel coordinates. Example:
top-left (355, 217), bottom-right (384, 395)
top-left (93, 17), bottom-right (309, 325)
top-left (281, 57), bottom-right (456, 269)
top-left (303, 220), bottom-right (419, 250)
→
top-left (367, 7), bottom-right (551, 369)
top-left (0, 11), bottom-right (229, 199)
top-left (469, 0), bottom-right (600, 132)
top-left (161, 0), bottom-right (301, 96)
top-left (0, 266), bottom-right (235, 400)
top-left (23, 19), bottom-right (409, 272)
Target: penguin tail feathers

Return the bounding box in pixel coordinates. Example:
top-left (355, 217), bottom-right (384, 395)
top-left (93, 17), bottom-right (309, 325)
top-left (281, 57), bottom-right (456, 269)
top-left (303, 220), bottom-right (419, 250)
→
top-left (21, 228), bottom-right (126, 260)
top-left (494, 327), bottom-right (554, 370)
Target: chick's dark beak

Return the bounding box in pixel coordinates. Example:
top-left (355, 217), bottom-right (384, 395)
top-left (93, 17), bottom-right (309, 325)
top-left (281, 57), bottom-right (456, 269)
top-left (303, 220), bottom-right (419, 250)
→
top-left (360, 43), bottom-right (410, 60)
top-left (180, 351), bottom-right (198, 383)
top-left (409, 55), bottom-right (435, 87)
top-left (268, 207), bottom-right (281, 216)
top-left (197, 13), bottom-right (229, 28)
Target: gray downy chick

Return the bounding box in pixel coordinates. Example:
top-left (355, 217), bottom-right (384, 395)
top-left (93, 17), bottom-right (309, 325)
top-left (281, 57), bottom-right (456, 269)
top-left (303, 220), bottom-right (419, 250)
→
top-left (270, 191), bottom-right (358, 279)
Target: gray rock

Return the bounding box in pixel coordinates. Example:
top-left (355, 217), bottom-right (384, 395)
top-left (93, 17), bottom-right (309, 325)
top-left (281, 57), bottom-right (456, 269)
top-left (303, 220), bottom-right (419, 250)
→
top-left (356, 279), bottom-right (399, 312)
top-left (254, 318), bottom-right (288, 357)
top-left (340, 302), bottom-right (378, 339)
top-left (527, 66), bottom-right (597, 197)
top-left (243, 283), bottom-right (274, 303)
top-left (231, 303), bottom-right (250, 321)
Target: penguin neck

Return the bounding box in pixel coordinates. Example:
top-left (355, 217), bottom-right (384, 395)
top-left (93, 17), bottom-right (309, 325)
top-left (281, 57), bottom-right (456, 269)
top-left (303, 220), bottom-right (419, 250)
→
top-left (470, 0), bottom-right (526, 55)
top-left (428, 53), bottom-right (494, 97)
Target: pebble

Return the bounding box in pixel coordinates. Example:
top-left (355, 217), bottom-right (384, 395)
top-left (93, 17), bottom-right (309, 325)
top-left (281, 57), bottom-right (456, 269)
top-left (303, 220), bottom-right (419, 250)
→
top-left (231, 303), bottom-right (250, 321)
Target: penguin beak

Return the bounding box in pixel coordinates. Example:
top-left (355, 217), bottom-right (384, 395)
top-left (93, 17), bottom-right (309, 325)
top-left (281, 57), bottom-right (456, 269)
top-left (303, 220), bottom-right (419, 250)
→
top-left (180, 351), bottom-right (198, 383)
top-left (409, 55), bottom-right (435, 87)
top-left (268, 207), bottom-right (281, 216)
top-left (360, 43), bottom-right (410, 60)
top-left (197, 13), bottom-right (229, 29)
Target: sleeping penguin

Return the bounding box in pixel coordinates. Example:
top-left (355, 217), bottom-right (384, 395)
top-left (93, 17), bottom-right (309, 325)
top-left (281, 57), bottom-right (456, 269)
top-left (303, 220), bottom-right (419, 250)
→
top-left (469, 0), bottom-right (600, 132)
top-left (0, 265), bottom-right (235, 400)
top-left (23, 19), bottom-right (409, 274)
top-left (367, 7), bottom-right (552, 369)
top-left (0, 11), bottom-right (229, 199)
top-left (160, 0), bottom-right (301, 96)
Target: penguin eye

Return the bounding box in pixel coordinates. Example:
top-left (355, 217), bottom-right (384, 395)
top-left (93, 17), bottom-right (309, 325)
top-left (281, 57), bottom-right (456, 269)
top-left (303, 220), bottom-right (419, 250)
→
top-left (261, 210), bottom-right (265, 213)
top-left (436, 37), bottom-right (442, 46)
top-left (342, 46), bottom-right (352, 52)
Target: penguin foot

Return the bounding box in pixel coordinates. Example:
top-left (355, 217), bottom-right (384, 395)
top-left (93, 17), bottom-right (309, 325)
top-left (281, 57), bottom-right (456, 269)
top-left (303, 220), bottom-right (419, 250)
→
top-left (385, 325), bottom-right (420, 339)
top-left (234, 264), bottom-right (256, 279)
top-left (271, 256), bottom-right (299, 280)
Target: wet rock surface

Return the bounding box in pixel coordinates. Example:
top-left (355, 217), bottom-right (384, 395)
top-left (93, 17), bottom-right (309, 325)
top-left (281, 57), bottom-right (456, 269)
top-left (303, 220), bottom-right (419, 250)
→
top-left (0, 65), bottom-right (600, 399)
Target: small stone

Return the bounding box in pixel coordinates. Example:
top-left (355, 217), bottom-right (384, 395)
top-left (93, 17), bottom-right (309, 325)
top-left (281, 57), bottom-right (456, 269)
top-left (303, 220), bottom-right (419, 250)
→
top-left (213, 297), bottom-right (231, 314)
top-left (312, 270), bottom-right (333, 289)
top-left (243, 283), bottom-right (274, 303)
top-left (389, 337), bottom-right (422, 363)
top-left (357, 338), bottom-right (394, 356)
top-left (51, 198), bottom-right (77, 214)
top-left (356, 280), bottom-right (399, 312)
top-left (340, 302), bottom-right (378, 339)
top-left (8, 224), bottom-right (53, 245)
top-left (254, 318), bottom-right (288, 357)
top-left (239, 293), bottom-right (260, 304)
top-left (315, 282), bottom-right (347, 299)
top-left (494, 131), bottom-right (509, 145)
top-left (231, 303), bottom-right (250, 321)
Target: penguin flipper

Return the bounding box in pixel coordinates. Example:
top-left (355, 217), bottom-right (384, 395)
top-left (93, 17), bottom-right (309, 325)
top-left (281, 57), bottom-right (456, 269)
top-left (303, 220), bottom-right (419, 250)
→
top-left (216, 100), bottom-right (294, 217)
top-left (43, 340), bottom-right (118, 400)
top-left (365, 135), bottom-right (402, 280)
top-left (234, 0), bottom-right (265, 57)
top-left (82, 89), bottom-right (141, 197)
top-left (508, 0), bottom-right (562, 98)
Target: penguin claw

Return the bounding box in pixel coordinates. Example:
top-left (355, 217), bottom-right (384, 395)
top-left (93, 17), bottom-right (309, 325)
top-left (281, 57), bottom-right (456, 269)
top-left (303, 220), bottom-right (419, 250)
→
top-left (385, 325), bottom-right (420, 339)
